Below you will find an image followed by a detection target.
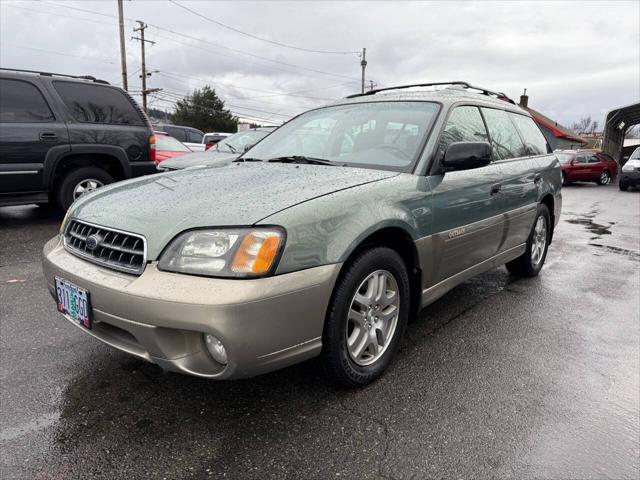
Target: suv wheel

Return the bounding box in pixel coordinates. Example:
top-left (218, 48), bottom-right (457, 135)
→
top-left (320, 247), bottom-right (410, 387)
top-left (505, 204), bottom-right (551, 277)
top-left (57, 167), bottom-right (114, 210)
top-left (597, 170), bottom-right (610, 185)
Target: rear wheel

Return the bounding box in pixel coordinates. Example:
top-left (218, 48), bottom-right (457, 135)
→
top-left (320, 247), bottom-right (410, 387)
top-left (56, 167), bottom-right (114, 210)
top-left (597, 170), bottom-right (610, 185)
top-left (506, 204), bottom-right (550, 277)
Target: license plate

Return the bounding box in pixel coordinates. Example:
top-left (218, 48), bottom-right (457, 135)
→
top-left (55, 276), bottom-right (91, 329)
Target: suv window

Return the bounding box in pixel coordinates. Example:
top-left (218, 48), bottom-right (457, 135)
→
top-left (186, 129), bottom-right (203, 143)
top-left (481, 108), bottom-right (526, 160)
top-left (439, 106), bottom-right (488, 154)
top-left (509, 113), bottom-right (548, 155)
top-left (0, 78), bottom-right (54, 123)
top-left (162, 126), bottom-right (186, 142)
top-left (53, 81), bottom-right (143, 125)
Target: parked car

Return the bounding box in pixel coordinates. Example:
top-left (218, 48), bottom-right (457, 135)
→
top-left (153, 132), bottom-right (192, 163)
top-left (619, 146), bottom-right (640, 191)
top-left (203, 132), bottom-right (232, 150)
top-left (0, 68), bottom-right (155, 210)
top-left (555, 149), bottom-right (618, 185)
top-left (153, 123), bottom-right (204, 151)
top-left (158, 127), bottom-right (277, 171)
top-left (43, 81), bottom-right (562, 387)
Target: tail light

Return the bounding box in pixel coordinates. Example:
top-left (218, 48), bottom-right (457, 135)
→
top-left (205, 143), bottom-right (215, 150)
top-left (149, 135), bottom-right (157, 163)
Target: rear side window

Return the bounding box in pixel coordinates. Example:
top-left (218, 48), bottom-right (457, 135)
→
top-left (186, 129), bottom-right (203, 143)
top-left (438, 106), bottom-right (488, 154)
top-left (0, 78), bottom-right (54, 123)
top-left (481, 108), bottom-right (526, 160)
top-left (53, 81), bottom-right (143, 125)
top-left (509, 113), bottom-right (548, 155)
top-left (163, 126), bottom-right (186, 142)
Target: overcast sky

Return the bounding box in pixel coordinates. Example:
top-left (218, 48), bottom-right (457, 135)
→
top-left (1, 0), bottom-right (638, 126)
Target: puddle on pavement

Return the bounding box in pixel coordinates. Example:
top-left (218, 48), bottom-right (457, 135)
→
top-left (565, 217), bottom-right (614, 236)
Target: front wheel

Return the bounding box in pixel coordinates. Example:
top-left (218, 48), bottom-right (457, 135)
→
top-left (597, 170), bottom-right (611, 185)
top-left (505, 204), bottom-right (551, 277)
top-left (320, 247), bottom-right (410, 388)
top-left (619, 180), bottom-right (629, 191)
top-left (561, 171), bottom-right (567, 186)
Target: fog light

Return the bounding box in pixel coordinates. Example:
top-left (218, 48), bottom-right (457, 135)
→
top-left (204, 334), bottom-right (228, 365)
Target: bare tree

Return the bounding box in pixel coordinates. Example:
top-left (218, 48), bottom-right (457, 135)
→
top-left (570, 116), bottom-right (599, 134)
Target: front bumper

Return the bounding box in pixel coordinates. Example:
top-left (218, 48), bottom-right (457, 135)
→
top-left (620, 171), bottom-right (640, 187)
top-left (42, 236), bottom-right (341, 379)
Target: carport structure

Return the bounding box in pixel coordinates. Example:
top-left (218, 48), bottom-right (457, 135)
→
top-left (603, 102), bottom-right (640, 164)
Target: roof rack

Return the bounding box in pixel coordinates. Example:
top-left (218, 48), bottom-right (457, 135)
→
top-left (346, 81), bottom-right (515, 104)
top-left (0, 68), bottom-right (110, 85)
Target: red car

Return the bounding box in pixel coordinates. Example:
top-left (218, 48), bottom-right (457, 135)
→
top-left (152, 132), bottom-right (192, 164)
top-left (555, 150), bottom-right (618, 186)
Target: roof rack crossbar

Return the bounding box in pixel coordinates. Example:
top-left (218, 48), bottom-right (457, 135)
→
top-left (0, 68), bottom-right (110, 85)
top-left (346, 81), bottom-right (515, 104)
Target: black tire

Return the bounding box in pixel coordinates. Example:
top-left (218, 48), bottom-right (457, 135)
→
top-left (56, 167), bottom-right (114, 210)
top-left (505, 204), bottom-right (551, 277)
top-left (597, 170), bottom-right (610, 185)
top-left (619, 180), bottom-right (629, 191)
top-left (320, 247), bottom-right (410, 388)
top-left (561, 171), bottom-right (567, 186)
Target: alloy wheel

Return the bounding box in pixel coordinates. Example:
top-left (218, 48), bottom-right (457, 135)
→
top-left (346, 270), bottom-right (400, 366)
top-left (73, 178), bottom-right (104, 200)
top-left (600, 171), bottom-right (610, 185)
top-left (531, 215), bottom-right (547, 266)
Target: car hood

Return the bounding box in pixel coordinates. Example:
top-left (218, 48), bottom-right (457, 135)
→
top-left (70, 162), bottom-right (398, 260)
top-left (160, 150), bottom-right (238, 170)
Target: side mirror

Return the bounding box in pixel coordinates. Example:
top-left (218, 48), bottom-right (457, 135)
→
top-left (443, 142), bottom-right (492, 172)
top-left (570, 159), bottom-right (575, 166)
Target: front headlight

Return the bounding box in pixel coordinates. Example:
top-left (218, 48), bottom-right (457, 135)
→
top-left (157, 227), bottom-right (285, 278)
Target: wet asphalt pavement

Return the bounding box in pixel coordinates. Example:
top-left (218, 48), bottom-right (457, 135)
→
top-left (1, 183), bottom-right (639, 479)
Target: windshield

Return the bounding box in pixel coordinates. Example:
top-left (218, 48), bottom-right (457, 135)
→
top-left (630, 147), bottom-right (640, 160)
top-left (216, 130), bottom-right (271, 154)
top-left (156, 134), bottom-right (191, 152)
top-left (556, 153), bottom-right (575, 164)
top-left (242, 102), bottom-right (439, 171)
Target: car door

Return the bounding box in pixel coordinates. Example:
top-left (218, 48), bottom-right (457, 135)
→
top-left (0, 77), bottom-right (70, 194)
top-left (571, 153), bottom-right (590, 179)
top-left (492, 110), bottom-right (549, 251)
top-left (425, 105), bottom-right (505, 286)
top-left (586, 153), bottom-right (602, 180)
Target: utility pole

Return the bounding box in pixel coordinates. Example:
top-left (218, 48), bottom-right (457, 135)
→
top-left (132, 21), bottom-right (159, 113)
top-left (368, 80), bottom-right (376, 92)
top-left (117, 0), bottom-right (128, 91)
top-left (360, 47), bottom-right (367, 94)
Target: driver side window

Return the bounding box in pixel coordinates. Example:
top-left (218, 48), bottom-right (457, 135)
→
top-left (438, 106), bottom-right (488, 157)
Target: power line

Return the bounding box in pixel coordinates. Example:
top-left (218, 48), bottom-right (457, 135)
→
top-left (167, 0), bottom-right (359, 55)
top-left (41, 0), bottom-right (362, 82)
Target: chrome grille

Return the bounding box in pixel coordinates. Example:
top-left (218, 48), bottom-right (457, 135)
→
top-left (64, 219), bottom-right (147, 274)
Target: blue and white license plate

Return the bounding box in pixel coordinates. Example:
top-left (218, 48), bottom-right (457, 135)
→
top-left (55, 276), bottom-right (91, 329)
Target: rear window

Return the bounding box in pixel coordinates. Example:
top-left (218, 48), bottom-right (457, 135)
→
top-left (53, 81), bottom-right (144, 125)
top-left (0, 78), bottom-right (54, 123)
top-left (509, 113), bottom-right (548, 155)
top-left (162, 126), bottom-right (186, 142)
top-left (156, 135), bottom-right (191, 152)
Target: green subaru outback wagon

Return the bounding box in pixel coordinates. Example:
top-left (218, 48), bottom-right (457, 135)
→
top-left (43, 82), bottom-right (562, 387)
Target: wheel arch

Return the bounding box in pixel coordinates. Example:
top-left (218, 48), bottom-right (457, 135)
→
top-left (540, 193), bottom-right (555, 243)
top-left (44, 145), bottom-right (131, 190)
top-left (337, 224), bottom-right (422, 321)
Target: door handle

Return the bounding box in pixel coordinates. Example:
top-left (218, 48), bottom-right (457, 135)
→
top-left (39, 132), bottom-right (58, 142)
top-left (490, 183), bottom-right (501, 195)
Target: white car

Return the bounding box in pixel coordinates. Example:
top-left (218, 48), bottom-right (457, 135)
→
top-left (202, 132), bottom-right (232, 150)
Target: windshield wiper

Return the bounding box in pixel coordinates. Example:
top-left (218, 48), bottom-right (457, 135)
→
top-left (225, 144), bottom-right (237, 153)
top-left (234, 157), bottom-right (263, 162)
top-left (267, 155), bottom-right (335, 166)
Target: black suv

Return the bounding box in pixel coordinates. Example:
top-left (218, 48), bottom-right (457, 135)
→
top-left (0, 69), bottom-right (155, 210)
